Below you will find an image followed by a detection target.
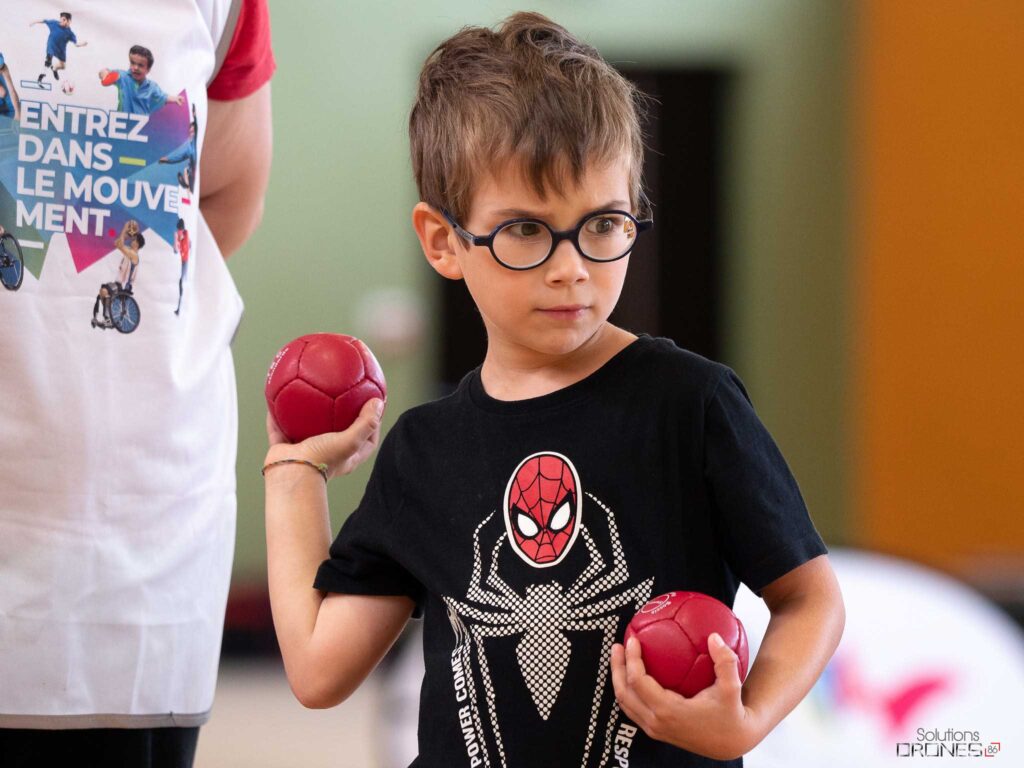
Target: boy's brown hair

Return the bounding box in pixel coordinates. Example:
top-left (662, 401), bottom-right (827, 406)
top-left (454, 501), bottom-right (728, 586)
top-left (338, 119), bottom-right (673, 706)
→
top-left (410, 12), bottom-right (647, 222)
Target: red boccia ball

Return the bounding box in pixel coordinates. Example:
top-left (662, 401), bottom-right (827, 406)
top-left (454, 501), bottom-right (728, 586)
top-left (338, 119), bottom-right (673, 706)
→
top-left (624, 591), bottom-right (749, 698)
top-left (265, 333), bottom-right (386, 443)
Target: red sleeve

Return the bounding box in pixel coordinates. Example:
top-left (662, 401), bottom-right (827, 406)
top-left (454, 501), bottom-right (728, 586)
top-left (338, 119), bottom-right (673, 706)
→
top-left (207, 0), bottom-right (276, 101)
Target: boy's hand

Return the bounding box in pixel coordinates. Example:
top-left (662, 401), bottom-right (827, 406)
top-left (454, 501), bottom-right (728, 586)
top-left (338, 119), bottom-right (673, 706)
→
top-left (610, 633), bottom-right (762, 761)
top-left (265, 398), bottom-right (384, 480)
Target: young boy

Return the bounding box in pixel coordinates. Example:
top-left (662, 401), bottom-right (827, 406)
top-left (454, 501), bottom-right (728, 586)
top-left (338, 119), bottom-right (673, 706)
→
top-left (99, 45), bottom-right (184, 115)
top-left (30, 13), bottom-right (87, 83)
top-left (264, 12), bottom-right (844, 767)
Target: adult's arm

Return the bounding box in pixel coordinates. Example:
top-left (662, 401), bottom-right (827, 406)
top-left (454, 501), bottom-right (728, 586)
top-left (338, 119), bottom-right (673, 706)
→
top-left (199, 82), bottom-right (272, 258)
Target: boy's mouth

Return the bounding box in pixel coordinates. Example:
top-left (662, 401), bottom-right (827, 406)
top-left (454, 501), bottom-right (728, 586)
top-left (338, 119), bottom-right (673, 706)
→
top-left (538, 304), bottom-right (588, 319)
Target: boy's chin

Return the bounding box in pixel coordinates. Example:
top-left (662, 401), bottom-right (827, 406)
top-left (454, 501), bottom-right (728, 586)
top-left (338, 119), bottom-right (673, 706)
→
top-left (511, 324), bottom-right (607, 358)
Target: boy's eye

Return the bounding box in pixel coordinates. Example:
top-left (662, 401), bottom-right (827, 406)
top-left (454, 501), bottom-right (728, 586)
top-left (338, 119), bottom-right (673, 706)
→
top-left (584, 215), bottom-right (623, 236)
top-left (503, 221), bottom-right (545, 239)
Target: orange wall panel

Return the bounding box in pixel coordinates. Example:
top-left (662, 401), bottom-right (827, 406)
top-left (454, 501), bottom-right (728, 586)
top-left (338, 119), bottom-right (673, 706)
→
top-left (854, 1), bottom-right (1024, 575)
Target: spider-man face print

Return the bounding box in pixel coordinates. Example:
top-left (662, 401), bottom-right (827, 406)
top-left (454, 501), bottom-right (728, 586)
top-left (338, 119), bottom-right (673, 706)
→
top-left (503, 452), bottom-right (582, 568)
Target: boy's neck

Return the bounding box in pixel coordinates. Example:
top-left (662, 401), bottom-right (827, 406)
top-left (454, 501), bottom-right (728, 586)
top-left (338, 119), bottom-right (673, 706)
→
top-left (479, 323), bottom-right (637, 401)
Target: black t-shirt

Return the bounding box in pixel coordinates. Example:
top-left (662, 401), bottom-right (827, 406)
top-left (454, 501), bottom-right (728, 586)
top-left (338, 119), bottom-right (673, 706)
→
top-left (315, 335), bottom-right (827, 768)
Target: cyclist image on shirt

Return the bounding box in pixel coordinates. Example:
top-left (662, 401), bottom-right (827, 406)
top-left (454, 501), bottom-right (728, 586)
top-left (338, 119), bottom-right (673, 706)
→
top-left (0, 224), bottom-right (25, 291)
top-left (173, 217), bottom-right (190, 315)
top-left (0, 52), bottom-right (22, 120)
top-left (30, 13), bottom-right (87, 84)
top-left (91, 220), bottom-right (143, 333)
top-left (161, 106), bottom-right (198, 192)
top-left (99, 45), bottom-right (183, 115)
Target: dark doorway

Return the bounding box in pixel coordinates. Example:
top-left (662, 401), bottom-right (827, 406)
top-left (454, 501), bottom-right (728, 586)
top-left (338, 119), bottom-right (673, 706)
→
top-left (436, 68), bottom-right (727, 392)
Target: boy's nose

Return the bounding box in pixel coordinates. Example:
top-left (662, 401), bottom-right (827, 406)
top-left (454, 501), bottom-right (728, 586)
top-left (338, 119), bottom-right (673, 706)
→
top-left (543, 239), bottom-right (589, 284)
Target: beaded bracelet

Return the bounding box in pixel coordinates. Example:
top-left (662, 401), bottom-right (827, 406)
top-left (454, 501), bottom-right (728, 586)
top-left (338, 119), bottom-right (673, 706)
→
top-left (261, 458), bottom-right (329, 483)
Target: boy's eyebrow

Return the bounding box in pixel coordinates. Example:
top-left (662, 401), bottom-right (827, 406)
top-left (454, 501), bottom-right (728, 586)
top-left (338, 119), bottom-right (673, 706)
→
top-left (489, 200), bottom-right (632, 219)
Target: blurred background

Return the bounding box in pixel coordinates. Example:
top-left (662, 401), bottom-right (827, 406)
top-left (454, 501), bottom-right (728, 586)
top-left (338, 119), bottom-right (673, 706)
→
top-left (196, 0), bottom-right (1024, 765)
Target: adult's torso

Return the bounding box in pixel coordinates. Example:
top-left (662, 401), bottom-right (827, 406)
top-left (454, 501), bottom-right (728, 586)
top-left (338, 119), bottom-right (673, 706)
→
top-left (0, 0), bottom-right (243, 728)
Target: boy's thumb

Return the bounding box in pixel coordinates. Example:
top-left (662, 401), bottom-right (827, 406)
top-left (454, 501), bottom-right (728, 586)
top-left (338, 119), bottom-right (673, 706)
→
top-left (356, 398), bottom-right (385, 432)
top-left (708, 632), bottom-right (741, 686)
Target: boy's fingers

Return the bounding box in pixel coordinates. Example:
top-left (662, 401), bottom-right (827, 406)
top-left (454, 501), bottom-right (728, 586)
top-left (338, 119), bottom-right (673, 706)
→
top-left (624, 636), bottom-right (648, 685)
top-left (353, 398), bottom-right (385, 439)
top-left (266, 410), bottom-right (289, 445)
top-left (611, 643), bottom-right (655, 727)
top-left (624, 637), bottom-right (681, 707)
top-left (323, 398), bottom-right (384, 448)
top-left (709, 632), bottom-right (742, 694)
top-left (314, 398), bottom-right (385, 474)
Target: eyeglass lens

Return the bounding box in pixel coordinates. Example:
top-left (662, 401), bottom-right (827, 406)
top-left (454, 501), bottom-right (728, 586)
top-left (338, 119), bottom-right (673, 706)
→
top-left (492, 213), bottom-right (639, 268)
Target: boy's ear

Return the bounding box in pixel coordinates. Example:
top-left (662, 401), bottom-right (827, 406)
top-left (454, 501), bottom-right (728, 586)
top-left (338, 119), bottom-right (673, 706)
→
top-left (413, 202), bottom-right (466, 280)
top-left (411, 202), bottom-right (464, 280)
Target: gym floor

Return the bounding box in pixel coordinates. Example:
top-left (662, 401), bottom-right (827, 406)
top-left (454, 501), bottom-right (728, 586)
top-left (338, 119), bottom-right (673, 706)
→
top-left (195, 661), bottom-right (383, 768)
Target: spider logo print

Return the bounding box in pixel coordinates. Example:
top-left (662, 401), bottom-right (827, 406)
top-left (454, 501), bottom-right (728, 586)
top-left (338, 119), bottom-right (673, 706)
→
top-left (443, 453), bottom-right (654, 768)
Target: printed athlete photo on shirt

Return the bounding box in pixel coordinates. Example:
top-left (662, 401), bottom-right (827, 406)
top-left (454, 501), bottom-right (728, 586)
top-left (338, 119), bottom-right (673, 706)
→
top-left (91, 218), bottom-right (142, 333)
top-left (161, 104), bottom-right (197, 192)
top-left (0, 35), bottom-right (197, 326)
top-left (29, 12), bottom-right (87, 94)
top-left (442, 452), bottom-right (655, 768)
top-left (99, 44), bottom-right (183, 115)
top-left (173, 216), bottom-right (189, 315)
top-left (0, 54), bottom-right (24, 290)
top-left (0, 52), bottom-right (22, 120)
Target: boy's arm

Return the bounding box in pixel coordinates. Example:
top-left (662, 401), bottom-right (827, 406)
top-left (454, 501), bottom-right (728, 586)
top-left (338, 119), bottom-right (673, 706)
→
top-left (160, 149), bottom-right (188, 164)
top-left (611, 554), bottom-right (844, 760)
top-left (265, 399), bottom-right (414, 709)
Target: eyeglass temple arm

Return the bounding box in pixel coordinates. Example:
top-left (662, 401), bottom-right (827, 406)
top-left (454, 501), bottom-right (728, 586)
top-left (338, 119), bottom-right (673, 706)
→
top-left (440, 209), bottom-right (488, 246)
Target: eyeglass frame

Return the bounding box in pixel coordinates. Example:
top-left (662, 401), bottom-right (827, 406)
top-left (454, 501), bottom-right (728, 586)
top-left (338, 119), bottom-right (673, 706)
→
top-left (440, 207), bottom-right (654, 271)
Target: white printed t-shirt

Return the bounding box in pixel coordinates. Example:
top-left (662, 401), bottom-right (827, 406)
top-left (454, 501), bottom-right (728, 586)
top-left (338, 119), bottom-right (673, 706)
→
top-left (0, 0), bottom-right (274, 728)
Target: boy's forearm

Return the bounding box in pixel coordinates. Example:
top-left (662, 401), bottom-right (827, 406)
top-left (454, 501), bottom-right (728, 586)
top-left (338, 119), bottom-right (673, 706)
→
top-left (741, 574), bottom-right (845, 746)
top-left (264, 467), bottom-right (334, 695)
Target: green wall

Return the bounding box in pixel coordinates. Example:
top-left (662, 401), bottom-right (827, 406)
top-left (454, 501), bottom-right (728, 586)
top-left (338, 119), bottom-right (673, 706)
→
top-left (228, 0), bottom-right (850, 579)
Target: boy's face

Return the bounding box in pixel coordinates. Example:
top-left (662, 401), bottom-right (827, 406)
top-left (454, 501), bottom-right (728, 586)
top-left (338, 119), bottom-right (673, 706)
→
top-left (128, 54), bottom-right (150, 82)
top-left (451, 157), bottom-right (633, 361)
top-left (59, 17), bottom-right (71, 28)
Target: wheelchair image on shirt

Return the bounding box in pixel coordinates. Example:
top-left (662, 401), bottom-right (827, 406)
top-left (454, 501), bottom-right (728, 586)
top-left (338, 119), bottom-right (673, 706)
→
top-left (92, 279), bottom-right (141, 333)
top-left (91, 220), bottom-right (144, 334)
top-left (0, 229), bottom-right (24, 291)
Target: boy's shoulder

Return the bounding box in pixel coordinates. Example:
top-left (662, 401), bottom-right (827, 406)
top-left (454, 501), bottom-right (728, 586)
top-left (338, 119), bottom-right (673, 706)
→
top-left (392, 335), bottom-right (735, 432)
top-left (388, 378), bottom-right (470, 436)
top-left (633, 334), bottom-right (731, 387)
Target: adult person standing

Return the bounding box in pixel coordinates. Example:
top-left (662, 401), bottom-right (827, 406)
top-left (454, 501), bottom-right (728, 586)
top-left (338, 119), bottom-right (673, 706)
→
top-left (0, 1), bottom-right (275, 766)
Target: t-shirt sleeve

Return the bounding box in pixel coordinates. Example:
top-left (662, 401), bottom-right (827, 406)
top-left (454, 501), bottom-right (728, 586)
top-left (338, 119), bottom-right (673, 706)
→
top-left (314, 424), bottom-right (426, 617)
top-left (207, 0), bottom-right (276, 101)
top-left (703, 367), bottom-right (827, 595)
top-left (151, 85), bottom-right (168, 111)
top-left (69, 31), bottom-right (78, 44)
